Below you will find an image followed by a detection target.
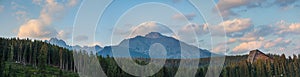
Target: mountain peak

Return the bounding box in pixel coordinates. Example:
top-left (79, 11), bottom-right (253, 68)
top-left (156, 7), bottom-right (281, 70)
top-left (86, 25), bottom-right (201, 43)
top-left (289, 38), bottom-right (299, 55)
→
top-left (47, 38), bottom-right (69, 49)
top-left (247, 49), bottom-right (273, 63)
top-left (145, 32), bottom-right (163, 38)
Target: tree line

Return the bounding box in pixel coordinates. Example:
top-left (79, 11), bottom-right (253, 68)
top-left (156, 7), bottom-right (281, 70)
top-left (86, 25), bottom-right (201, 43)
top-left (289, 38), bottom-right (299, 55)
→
top-left (1, 37), bottom-right (300, 77)
top-left (0, 38), bottom-right (76, 76)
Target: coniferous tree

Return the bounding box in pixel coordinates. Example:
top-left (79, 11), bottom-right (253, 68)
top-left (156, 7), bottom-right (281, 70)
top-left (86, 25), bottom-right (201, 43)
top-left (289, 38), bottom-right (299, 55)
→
top-left (39, 44), bottom-right (48, 76)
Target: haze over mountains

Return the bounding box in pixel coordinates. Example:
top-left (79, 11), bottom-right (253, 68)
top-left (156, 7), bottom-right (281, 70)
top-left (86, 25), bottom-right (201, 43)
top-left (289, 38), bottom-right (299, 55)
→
top-left (47, 32), bottom-right (215, 58)
top-left (99, 32), bottom-right (214, 58)
top-left (46, 38), bottom-right (102, 54)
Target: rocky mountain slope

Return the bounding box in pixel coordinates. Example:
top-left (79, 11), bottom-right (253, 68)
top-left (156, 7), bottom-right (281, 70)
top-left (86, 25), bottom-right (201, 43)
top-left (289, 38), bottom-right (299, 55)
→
top-left (99, 32), bottom-right (214, 59)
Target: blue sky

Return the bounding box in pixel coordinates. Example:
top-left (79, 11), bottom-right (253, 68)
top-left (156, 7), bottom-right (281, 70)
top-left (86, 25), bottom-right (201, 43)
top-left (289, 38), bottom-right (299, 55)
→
top-left (0, 0), bottom-right (300, 56)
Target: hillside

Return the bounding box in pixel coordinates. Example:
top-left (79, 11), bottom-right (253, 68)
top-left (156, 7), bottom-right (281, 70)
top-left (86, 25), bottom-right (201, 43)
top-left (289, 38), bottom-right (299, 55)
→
top-left (0, 38), bottom-right (77, 76)
top-left (99, 32), bottom-right (213, 59)
top-left (247, 49), bottom-right (274, 63)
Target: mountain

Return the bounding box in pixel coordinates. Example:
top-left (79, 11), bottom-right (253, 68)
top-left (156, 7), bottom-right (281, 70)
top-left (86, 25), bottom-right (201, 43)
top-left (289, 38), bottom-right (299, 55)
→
top-left (98, 32), bottom-right (214, 59)
top-left (247, 49), bottom-right (273, 63)
top-left (46, 38), bottom-right (70, 49)
top-left (46, 38), bottom-right (102, 54)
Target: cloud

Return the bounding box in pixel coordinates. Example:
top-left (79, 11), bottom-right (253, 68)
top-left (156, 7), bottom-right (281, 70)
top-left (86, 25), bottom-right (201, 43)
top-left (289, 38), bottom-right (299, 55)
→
top-left (229, 24), bottom-right (276, 42)
top-left (228, 38), bottom-right (237, 44)
top-left (231, 38), bottom-right (292, 53)
top-left (264, 38), bottom-right (291, 48)
top-left (215, 0), bottom-right (264, 18)
top-left (205, 18), bottom-right (253, 37)
top-left (67, 0), bottom-right (79, 7)
top-left (278, 21), bottom-right (300, 34)
top-left (239, 35), bottom-right (264, 42)
top-left (74, 35), bottom-right (89, 42)
top-left (18, 0), bottom-right (79, 40)
top-left (87, 41), bottom-right (102, 47)
top-left (217, 18), bottom-right (253, 37)
top-left (216, 0), bottom-right (256, 11)
top-left (215, 0), bottom-right (299, 18)
top-left (212, 18), bottom-right (278, 41)
top-left (220, 18), bottom-right (252, 33)
top-left (178, 23), bottom-right (209, 43)
top-left (179, 23), bottom-right (209, 35)
top-left (237, 25), bottom-right (272, 42)
top-left (57, 30), bottom-right (71, 40)
top-left (172, 13), bottom-right (196, 21)
top-left (212, 43), bottom-right (229, 54)
top-left (129, 21), bottom-right (174, 38)
top-left (15, 11), bottom-right (28, 21)
top-left (11, 1), bottom-right (26, 10)
top-left (232, 41), bottom-right (263, 53)
top-left (273, 0), bottom-right (298, 7)
top-left (0, 5), bottom-right (4, 13)
top-left (18, 19), bottom-right (58, 40)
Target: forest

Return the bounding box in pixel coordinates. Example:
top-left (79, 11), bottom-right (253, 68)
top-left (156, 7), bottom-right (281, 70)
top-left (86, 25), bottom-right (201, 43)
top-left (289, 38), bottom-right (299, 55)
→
top-left (0, 37), bottom-right (300, 77)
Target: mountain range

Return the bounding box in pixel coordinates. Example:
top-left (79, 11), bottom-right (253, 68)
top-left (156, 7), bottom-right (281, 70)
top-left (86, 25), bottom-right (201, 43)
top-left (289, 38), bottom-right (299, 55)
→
top-left (98, 32), bottom-right (214, 58)
top-left (46, 38), bottom-right (102, 54)
top-left (47, 32), bottom-right (215, 58)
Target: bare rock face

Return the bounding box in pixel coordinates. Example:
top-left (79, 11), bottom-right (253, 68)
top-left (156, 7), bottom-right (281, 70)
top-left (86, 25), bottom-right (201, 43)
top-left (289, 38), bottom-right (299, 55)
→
top-left (145, 32), bottom-right (163, 39)
top-left (247, 49), bottom-right (273, 63)
top-left (99, 32), bottom-right (214, 59)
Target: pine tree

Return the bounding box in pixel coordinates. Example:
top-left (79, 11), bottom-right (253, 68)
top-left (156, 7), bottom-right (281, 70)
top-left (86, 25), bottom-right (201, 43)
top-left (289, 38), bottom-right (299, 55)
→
top-left (39, 44), bottom-right (48, 76)
top-left (9, 44), bottom-right (14, 62)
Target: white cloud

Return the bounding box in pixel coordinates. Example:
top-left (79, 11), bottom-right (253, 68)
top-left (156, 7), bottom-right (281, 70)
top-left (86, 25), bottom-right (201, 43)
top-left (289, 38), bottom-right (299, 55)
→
top-left (215, 0), bottom-right (264, 18)
top-left (18, 19), bottom-right (58, 40)
top-left (172, 13), bottom-right (196, 21)
top-left (18, 0), bottom-right (79, 40)
top-left (229, 24), bottom-right (275, 42)
top-left (231, 37), bottom-right (292, 54)
top-left (214, 0), bottom-right (299, 19)
top-left (278, 21), bottom-right (300, 34)
top-left (215, 0), bottom-right (299, 18)
top-left (228, 38), bottom-right (237, 44)
top-left (178, 23), bottom-right (209, 43)
top-left (217, 0), bottom-right (254, 11)
top-left (206, 18), bottom-right (253, 37)
top-left (220, 18), bottom-right (252, 33)
top-left (264, 38), bottom-right (291, 48)
top-left (57, 30), bottom-right (71, 40)
top-left (232, 41), bottom-right (263, 53)
top-left (67, 0), bottom-right (79, 7)
top-left (179, 23), bottom-right (209, 35)
top-left (129, 21), bottom-right (174, 38)
top-left (238, 32), bottom-right (264, 42)
top-left (212, 44), bottom-right (228, 54)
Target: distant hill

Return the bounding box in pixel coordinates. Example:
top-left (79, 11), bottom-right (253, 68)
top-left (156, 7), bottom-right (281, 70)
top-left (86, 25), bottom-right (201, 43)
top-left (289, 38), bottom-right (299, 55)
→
top-left (46, 38), bottom-right (102, 54)
top-left (98, 32), bottom-right (214, 59)
top-left (46, 38), bottom-right (69, 49)
top-left (247, 49), bottom-right (273, 63)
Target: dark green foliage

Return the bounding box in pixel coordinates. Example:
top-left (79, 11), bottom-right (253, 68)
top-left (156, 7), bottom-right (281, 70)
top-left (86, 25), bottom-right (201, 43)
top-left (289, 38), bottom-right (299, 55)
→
top-left (0, 37), bottom-right (77, 76)
top-left (0, 37), bottom-right (300, 77)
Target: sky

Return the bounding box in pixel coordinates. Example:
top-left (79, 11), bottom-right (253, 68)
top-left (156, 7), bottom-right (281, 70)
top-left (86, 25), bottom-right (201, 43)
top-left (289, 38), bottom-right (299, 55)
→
top-left (0, 0), bottom-right (300, 56)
